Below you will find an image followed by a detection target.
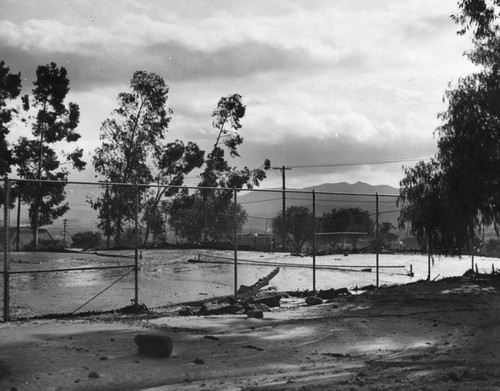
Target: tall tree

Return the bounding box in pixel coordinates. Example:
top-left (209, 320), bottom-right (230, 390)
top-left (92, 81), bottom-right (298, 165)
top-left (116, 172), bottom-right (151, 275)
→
top-left (92, 70), bottom-right (170, 246)
top-left (0, 61), bottom-right (22, 208)
top-left (399, 0), bottom-right (500, 255)
top-left (0, 61), bottom-right (22, 178)
top-left (14, 62), bottom-right (85, 247)
top-left (92, 70), bottom-right (204, 246)
top-left (168, 94), bottom-right (270, 244)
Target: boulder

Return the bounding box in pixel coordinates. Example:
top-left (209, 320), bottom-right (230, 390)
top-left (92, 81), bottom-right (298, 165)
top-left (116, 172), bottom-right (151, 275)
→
top-left (134, 334), bottom-right (173, 358)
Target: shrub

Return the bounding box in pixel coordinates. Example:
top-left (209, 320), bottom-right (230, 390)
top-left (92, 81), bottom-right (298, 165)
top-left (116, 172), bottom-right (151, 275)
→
top-left (71, 231), bottom-right (102, 249)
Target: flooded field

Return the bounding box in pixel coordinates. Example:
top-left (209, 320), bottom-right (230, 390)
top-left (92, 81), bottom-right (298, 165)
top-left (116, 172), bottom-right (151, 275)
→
top-left (1, 249), bottom-right (499, 319)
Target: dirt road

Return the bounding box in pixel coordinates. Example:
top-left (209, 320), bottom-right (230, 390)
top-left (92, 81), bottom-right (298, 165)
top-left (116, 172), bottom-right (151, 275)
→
top-left (1, 277), bottom-right (499, 390)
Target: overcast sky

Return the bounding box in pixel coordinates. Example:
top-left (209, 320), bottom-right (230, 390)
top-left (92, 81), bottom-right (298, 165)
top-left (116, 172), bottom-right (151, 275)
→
top-left (1, 0), bottom-right (476, 189)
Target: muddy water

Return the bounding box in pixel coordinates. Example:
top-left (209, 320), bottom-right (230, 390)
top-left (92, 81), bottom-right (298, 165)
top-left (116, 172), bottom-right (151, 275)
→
top-left (1, 249), bottom-right (498, 319)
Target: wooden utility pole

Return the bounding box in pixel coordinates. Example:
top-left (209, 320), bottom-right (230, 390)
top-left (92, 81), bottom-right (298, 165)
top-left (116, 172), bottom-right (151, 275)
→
top-left (272, 166), bottom-right (291, 251)
top-left (312, 190), bottom-right (316, 292)
top-left (62, 219), bottom-right (68, 248)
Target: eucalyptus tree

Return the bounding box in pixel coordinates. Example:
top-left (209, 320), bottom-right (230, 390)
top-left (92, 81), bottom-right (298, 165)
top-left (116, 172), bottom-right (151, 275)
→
top-left (14, 62), bottom-right (85, 248)
top-left (168, 94), bottom-right (270, 244)
top-left (92, 71), bottom-right (204, 246)
top-left (399, 0), bottom-right (500, 255)
top-left (0, 61), bottom-right (21, 178)
top-left (0, 61), bottom-right (22, 208)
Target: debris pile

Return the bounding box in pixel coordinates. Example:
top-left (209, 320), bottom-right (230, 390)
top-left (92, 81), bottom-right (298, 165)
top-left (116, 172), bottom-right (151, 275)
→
top-left (176, 267), bottom-right (351, 315)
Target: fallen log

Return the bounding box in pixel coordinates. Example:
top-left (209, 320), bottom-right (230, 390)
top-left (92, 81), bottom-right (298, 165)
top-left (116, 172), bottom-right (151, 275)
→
top-left (237, 267), bottom-right (280, 299)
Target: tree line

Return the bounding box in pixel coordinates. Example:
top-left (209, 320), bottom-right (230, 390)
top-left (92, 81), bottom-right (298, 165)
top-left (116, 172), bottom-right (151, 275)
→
top-left (69, 204), bottom-right (399, 254)
top-left (0, 63), bottom-right (269, 249)
top-left (271, 206), bottom-right (398, 254)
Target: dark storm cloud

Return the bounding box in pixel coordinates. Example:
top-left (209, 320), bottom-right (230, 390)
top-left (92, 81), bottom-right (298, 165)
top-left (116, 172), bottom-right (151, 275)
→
top-left (1, 36), bottom-right (336, 93)
top-left (143, 40), bottom-right (322, 80)
top-left (0, 45), bottom-right (133, 92)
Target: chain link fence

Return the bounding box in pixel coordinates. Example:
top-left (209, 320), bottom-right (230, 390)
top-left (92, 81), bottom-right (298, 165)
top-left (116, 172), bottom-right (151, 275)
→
top-left (2, 177), bottom-right (415, 321)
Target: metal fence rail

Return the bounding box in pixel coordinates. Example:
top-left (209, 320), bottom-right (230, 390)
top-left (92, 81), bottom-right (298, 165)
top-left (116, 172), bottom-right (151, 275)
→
top-left (2, 177), bottom-right (411, 321)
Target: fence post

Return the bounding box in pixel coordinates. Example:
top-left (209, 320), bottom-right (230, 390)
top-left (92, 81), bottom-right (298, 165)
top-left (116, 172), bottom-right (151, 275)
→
top-left (3, 176), bottom-right (11, 322)
top-left (15, 192), bottom-right (20, 252)
top-left (427, 239), bottom-right (431, 281)
top-left (233, 188), bottom-right (238, 299)
top-left (281, 167), bottom-right (286, 251)
top-left (312, 190), bottom-right (316, 293)
top-left (375, 192), bottom-right (379, 288)
top-left (471, 232), bottom-right (475, 272)
top-left (134, 183), bottom-right (139, 306)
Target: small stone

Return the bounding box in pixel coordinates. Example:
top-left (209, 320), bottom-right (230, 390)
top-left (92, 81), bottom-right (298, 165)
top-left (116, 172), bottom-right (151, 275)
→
top-left (134, 334), bottom-right (173, 358)
top-left (305, 296), bottom-right (323, 305)
top-left (88, 371), bottom-right (99, 379)
top-left (193, 358), bottom-right (205, 365)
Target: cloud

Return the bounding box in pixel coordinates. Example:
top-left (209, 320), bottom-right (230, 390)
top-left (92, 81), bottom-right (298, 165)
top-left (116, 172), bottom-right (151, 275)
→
top-left (0, 19), bottom-right (111, 54)
top-left (0, 0), bottom-right (477, 190)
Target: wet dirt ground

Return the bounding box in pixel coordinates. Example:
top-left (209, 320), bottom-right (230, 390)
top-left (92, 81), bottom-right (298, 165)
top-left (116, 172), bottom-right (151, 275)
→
top-left (1, 276), bottom-right (500, 390)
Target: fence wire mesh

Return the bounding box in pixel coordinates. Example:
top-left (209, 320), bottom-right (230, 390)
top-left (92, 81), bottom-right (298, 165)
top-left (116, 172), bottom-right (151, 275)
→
top-left (1, 266), bottom-right (135, 319)
top-left (2, 178), bottom-right (417, 321)
top-left (136, 250), bottom-right (235, 309)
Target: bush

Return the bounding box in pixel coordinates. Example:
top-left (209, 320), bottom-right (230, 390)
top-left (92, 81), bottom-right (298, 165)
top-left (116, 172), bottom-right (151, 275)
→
top-left (71, 231), bottom-right (102, 249)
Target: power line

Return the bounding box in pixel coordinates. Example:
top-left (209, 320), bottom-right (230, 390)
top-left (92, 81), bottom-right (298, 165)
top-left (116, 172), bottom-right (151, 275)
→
top-left (284, 157), bottom-right (431, 169)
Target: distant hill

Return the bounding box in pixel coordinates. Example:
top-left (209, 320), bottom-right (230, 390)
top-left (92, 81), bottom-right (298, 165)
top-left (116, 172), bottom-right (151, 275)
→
top-left (18, 181), bottom-right (402, 242)
top-left (239, 181), bottom-right (401, 234)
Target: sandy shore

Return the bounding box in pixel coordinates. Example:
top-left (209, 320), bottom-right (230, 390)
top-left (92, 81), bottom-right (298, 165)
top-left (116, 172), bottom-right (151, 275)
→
top-left (1, 275), bottom-right (499, 391)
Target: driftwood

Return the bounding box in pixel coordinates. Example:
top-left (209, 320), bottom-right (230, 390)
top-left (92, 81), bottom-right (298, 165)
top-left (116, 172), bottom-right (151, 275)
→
top-left (237, 267), bottom-right (280, 299)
